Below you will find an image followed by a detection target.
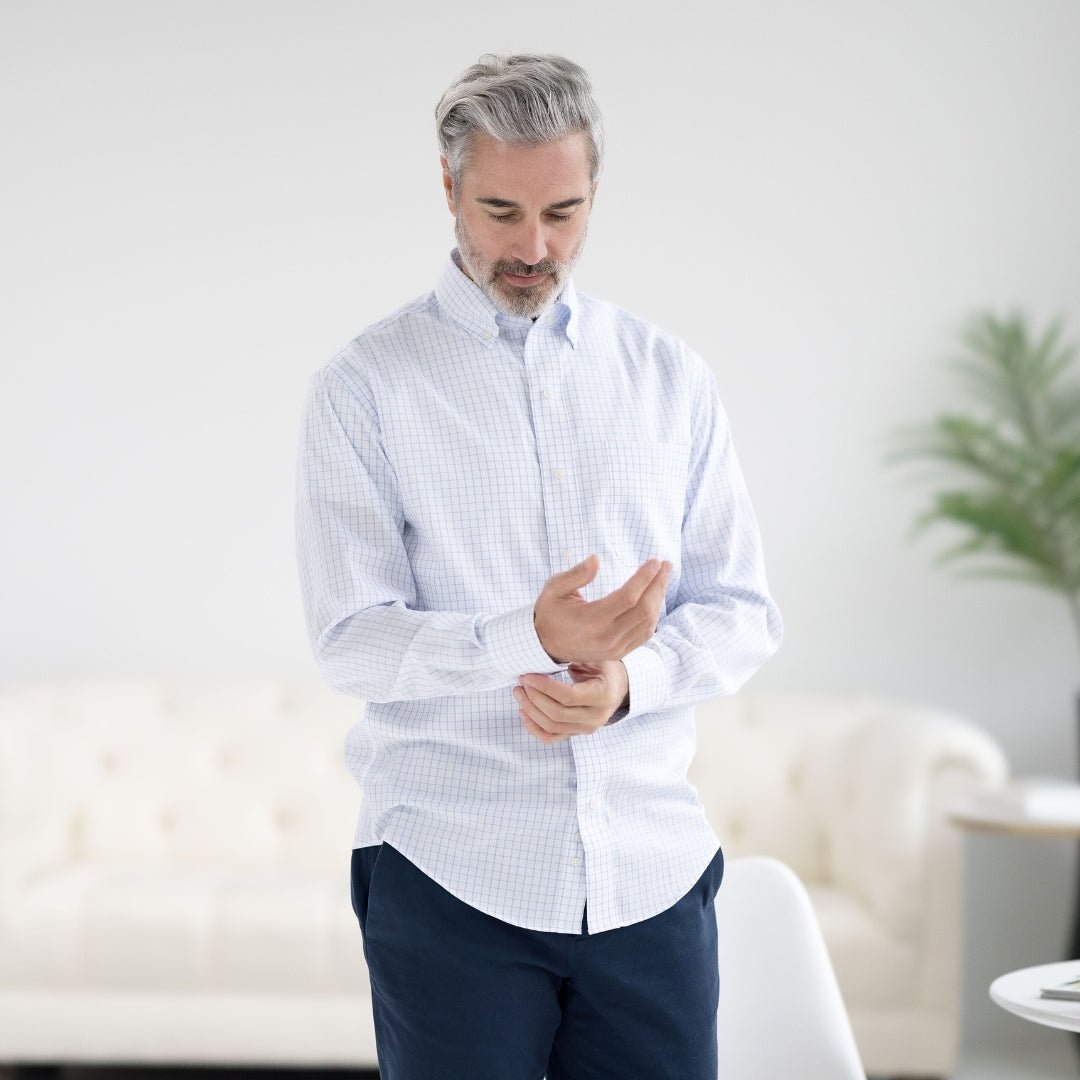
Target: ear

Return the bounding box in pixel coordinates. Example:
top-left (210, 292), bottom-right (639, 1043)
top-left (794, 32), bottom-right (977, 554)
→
top-left (440, 156), bottom-right (456, 216)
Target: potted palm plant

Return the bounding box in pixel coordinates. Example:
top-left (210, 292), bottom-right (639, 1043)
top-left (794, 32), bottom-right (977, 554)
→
top-left (891, 310), bottom-right (1080, 965)
top-left (891, 310), bottom-right (1080, 657)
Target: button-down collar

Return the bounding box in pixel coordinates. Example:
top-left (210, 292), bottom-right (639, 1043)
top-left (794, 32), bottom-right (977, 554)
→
top-left (435, 249), bottom-right (579, 348)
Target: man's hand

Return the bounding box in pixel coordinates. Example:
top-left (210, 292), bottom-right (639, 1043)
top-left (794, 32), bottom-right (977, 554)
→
top-left (514, 661), bottom-right (629, 745)
top-left (533, 555), bottom-right (671, 664)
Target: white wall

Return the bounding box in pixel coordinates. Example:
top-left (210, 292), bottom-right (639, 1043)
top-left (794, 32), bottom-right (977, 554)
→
top-left (4, 0), bottom-right (1080, 1063)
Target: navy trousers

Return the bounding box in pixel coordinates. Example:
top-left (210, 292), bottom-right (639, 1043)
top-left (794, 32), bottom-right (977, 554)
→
top-left (350, 843), bottom-right (723, 1080)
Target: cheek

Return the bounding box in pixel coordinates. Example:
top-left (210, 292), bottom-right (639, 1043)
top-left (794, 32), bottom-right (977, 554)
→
top-left (468, 226), bottom-right (505, 265)
top-left (554, 226), bottom-right (587, 263)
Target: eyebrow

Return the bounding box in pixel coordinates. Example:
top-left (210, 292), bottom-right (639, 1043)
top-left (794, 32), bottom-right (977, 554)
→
top-left (475, 197), bottom-right (588, 211)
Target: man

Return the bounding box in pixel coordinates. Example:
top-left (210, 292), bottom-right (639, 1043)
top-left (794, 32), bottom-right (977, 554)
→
top-left (296, 53), bottom-right (781, 1080)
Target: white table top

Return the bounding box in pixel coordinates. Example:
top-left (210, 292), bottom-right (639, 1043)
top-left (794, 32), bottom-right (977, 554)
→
top-left (951, 780), bottom-right (1080, 838)
top-left (991, 961), bottom-right (1080, 1032)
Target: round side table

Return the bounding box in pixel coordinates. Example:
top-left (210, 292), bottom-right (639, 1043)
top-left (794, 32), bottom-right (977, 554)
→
top-left (991, 961), bottom-right (1080, 1033)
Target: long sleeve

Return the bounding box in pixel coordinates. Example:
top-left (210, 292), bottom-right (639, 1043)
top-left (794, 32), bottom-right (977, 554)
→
top-left (621, 358), bottom-right (782, 715)
top-left (295, 364), bottom-right (556, 703)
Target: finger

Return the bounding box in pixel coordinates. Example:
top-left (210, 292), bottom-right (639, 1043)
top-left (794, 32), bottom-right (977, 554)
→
top-left (522, 708), bottom-right (594, 738)
top-left (605, 614), bottom-right (654, 659)
top-left (592, 559), bottom-right (663, 615)
top-left (514, 684), bottom-right (565, 728)
top-left (516, 682), bottom-right (605, 736)
top-left (638, 560), bottom-right (672, 611)
top-left (549, 554), bottom-right (599, 596)
top-left (520, 712), bottom-right (568, 744)
top-left (609, 578), bottom-right (666, 632)
top-left (613, 565), bottom-right (669, 630)
top-left (518, 674), bottom-right (585, 708)
top-left (517, 696), bottom-right (587, 737)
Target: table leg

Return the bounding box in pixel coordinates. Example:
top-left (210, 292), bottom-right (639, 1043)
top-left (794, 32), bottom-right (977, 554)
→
top-left (1070, 838), bottom-right (1080, 1065)
top-left (1071, 838), bottom-right (1080, 962)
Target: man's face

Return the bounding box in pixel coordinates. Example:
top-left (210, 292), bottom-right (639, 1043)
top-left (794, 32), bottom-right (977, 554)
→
top-left (443, 132), bottom-right (595, 319)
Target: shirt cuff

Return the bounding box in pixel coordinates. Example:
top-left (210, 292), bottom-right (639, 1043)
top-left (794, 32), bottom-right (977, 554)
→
top-left (621, 644), bottom-right (670, 718)
top-left (482, 603), bottom-right (567, 677)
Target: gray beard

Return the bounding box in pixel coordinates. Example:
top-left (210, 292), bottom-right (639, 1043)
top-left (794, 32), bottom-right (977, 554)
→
top-left (455, 216), bottom-right (570, 319)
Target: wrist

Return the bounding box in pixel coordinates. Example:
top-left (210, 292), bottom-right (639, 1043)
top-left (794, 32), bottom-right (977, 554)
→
top-left (533, 607), bottom-right (567, 665)
top-left (607, 668), bottom-right (630, 725)
top-left (616, 661), bottom-right (629, 711)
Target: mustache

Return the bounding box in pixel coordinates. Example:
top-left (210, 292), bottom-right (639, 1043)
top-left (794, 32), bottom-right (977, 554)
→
top-left (493, 259), bottom-right (561, 278)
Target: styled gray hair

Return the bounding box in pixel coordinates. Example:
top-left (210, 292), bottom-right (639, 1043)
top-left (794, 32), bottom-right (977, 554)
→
top-left (435, 54), bottom-right (604, 194)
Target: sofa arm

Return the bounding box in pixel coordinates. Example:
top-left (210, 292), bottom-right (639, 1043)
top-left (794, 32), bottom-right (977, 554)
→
top-left (814, 703), bottom-right (1008, 942)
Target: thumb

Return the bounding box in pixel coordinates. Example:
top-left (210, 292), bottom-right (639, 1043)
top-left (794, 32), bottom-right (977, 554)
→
top-left (557, 553), bottom-right (599, 593)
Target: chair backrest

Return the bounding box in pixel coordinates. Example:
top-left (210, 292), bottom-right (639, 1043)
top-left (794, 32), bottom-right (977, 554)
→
top-left (715, 856), bottom-right (865, 1079)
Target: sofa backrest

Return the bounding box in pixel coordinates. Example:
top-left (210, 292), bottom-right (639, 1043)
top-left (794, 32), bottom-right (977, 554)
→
top-left (689, 692), bottom-right (1007, 940)
top-left (0, 681), bottom-right (363, 879)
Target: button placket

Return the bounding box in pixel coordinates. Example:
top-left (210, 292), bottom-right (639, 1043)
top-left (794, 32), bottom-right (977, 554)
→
top-left (524, 333), bottom-right (583, 577)
top-left (569, 734), bottom-right (609, 904)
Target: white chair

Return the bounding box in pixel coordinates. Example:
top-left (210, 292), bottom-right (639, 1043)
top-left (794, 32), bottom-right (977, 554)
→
top-left (716, 856), bottom-right (866, 1080)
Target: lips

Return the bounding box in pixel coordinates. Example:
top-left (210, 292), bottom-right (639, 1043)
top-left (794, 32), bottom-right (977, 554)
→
top-left (504, 272), bottom-right (548, 288)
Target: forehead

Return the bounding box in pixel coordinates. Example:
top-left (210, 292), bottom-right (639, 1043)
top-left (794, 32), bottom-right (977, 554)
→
top-left (461, 132), bottom-right (593, 202)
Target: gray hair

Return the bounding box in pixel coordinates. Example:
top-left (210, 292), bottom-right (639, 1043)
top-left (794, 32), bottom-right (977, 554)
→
top-left (435, 54), bottom-right (604, 194)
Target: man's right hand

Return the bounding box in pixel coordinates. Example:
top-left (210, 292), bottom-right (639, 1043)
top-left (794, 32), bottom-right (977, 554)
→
top-left (533, 555), bottom-right (671, 665)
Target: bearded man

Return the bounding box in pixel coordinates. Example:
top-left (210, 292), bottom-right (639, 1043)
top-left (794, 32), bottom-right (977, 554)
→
top-left (296, 52), bottom-right (781, 1080)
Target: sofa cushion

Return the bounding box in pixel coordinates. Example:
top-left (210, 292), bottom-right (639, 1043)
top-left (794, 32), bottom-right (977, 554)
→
top-left (807, 885), bottom-right (920, 1009)
top-left (0, 861), bottom-right (368, 995)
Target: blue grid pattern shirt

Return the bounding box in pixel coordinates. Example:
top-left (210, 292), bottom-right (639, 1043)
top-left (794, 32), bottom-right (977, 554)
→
top-left (296, 251), bottom-right (782, 934)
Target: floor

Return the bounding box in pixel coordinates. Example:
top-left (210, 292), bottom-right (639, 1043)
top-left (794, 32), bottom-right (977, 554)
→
top-left (1, 1051), bottom-right (1078, 1080)
top-left (949, 1048), bottom-right (1078, 1079)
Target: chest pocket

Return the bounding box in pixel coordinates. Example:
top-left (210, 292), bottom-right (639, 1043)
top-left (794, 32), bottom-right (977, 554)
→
top-left (599, 440), bottom-right (689, 571)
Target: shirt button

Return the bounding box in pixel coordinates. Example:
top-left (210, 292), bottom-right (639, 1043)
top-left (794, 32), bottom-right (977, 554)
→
top-left (570, 858), bottom-right (582, 867)
top-left (588, 797), bottom-right (599, 810)
top-left (542, 387), bottom-right (553, 399)
top-left (562, 549), bottom-right (574, 563)
top-left (553, 468), bottom-right (565, 480)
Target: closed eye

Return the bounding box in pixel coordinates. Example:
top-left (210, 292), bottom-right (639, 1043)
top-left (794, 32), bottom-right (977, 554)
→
top-left (488, 212), bottom-right (575, 223)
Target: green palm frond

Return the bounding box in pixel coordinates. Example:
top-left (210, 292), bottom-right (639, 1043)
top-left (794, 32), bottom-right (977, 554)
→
top-left (917, 491), bottom-right (1067, 585)
top-left (890, 311), bottom-right (1080, 656)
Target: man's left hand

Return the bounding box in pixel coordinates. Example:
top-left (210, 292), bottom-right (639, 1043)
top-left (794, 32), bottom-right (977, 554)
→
top-left (513, 661), bottom-right (629, 745)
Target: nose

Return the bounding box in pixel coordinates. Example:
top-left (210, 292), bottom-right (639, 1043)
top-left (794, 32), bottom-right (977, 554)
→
top-left (512, 222), bottom-right (548, 267)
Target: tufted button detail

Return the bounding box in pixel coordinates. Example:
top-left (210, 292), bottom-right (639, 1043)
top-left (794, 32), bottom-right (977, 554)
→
top-left (217, 746), bottom-right (241, 771)
top-left (726, 816), bottom-right (747, 844)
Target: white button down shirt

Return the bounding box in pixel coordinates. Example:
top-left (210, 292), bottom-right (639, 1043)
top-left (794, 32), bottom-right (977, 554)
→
top-left (296, 251), bottom-right (781, 934)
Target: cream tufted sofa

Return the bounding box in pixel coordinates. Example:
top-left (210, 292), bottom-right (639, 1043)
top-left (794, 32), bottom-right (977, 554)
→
top-left (0, 682), bottom-right (1006, 1076)
top-left (690, 693), bottom-right (1008, 1078)
top-left (0, 681), bottom-right (373, 1067)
